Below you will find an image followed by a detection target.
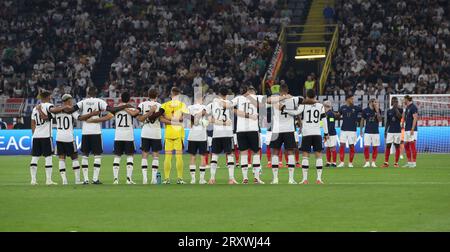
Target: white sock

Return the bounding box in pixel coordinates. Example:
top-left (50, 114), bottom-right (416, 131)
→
top-left (113, 156), bottom-right (120, 180)
top-left (141, 158), bottom-right (148, 183)
top-left (302, 157), bottom-right (309, 181)
top-left (82, 156), bottom-right (89, 181)
top-left (227, 155), bottom-right (235, 180)
top-left (93, 155), bottom-right (101, 181)
top-left (189, 164), bottom-right (196, 181)
top-left (45, 156), bottom-right (53, 182)
top-left (126, 156), bottom-right (133, 180)
top-left (72, 159), bottom-right (81, 183)
top-left (316, 158), bottom-right (323, 181)
top-left (59, 159), bottom-right (67, 184)
top-left (241, 154), bottom-right (248, 180)
top-left (30, 156), bottom-right (39, 183)
top-left (253, 153), bottom-right (261, 180)
top-left (271, 155), bottom-right (279, 180)
top-left (288, 154), bottom-right (295, 181)
top-left (199, 166), bottom-right (206, 181)
top-left (151, 158), bottom-right (159, 181)
top-left (210, 154), bottom-right (218, 180)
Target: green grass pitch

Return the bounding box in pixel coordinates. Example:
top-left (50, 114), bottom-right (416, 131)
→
top-left (0, 154), bottom-right (449, 232)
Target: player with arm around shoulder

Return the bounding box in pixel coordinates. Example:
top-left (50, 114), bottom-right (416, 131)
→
top-left (136, 88), bottom-right (164, 184)
top-left (282, 89), bottom-right (328, 184)
top-left (30, 90), bottom-right (72, 185)
top-left (187, 95), bottom-right (209, 184)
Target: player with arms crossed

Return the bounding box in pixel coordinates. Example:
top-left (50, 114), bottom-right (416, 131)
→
top-left (205, 87), bottom-right (236, 184)
top-left (187, 93), bottom-right (209, 184)
top-left (87, 92), bottom-right (138, 184)
top-left (402, 95), bottom-right (419, 168)
top-left (282, 89), bottom-right (328, 184)
top-left (323, 100), bottom-right (338, 167)
top-left (52, 94), bottom-right (99, 185)
top-left (361, 98), bottom-right (382, 168)
top-left (382, 96), bottom-right (403, 168)
top-left (136, 88), bottom-right (164, 184)
top-left (229, 86), bottom-right (264, 184)
top-left (267, 84), bottom-right (303, 184)
top-left (336, 94), bottom-right (362, 168)
top-left (30, 90), bottom-right (71, 185)
top-left (70, 87), bottom-right (130, 184)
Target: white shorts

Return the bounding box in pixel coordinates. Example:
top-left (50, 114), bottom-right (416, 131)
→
top-left (404, 131), bottom-right (417, 142)
top-left (364, 133), bottom-right (380, 147)
top-left (324, 135), bottom-right (337, 148)
top-left (340, 131), bottom-right (357, 145)
top-left (265, 131), bottom-right (272, 145)
top-left (386, 133), bottom-right (402, 145)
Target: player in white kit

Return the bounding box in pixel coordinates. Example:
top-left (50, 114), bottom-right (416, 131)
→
top-left (267, 84), bottom-right (303, 184)
top-left (282, 89), bottom-right (328, 184)
top-left (52, 94), bottom-right (100, 185)
top-left (87, 92), bottom-right (138, 184)
top-left (187, 94), bottom-right (209, 184)
top-left (229, 86), bottom-right (265, 184)
top-left (30, 90), bottom-right (71, 185)
top-left (205, 87), bottom-right (237, 184)
top-left (136, 88), bottom-right (164, 184)
top-left (70, 87), bottom-right (131, 184)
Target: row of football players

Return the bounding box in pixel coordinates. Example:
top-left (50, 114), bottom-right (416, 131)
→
top-left (29, 85), bottom-right (418, 185)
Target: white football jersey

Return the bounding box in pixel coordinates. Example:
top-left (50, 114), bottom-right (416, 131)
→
top-left (285, 102), bottom-right (328, 136)
top-left (272, 96), bottom-right (303, 133)
top-left (31, 102), bottom-right (54, 138)
top-left (114, 108), bottom-right (135, 141)
top-left (138, 100), bottom-right (162, 139)
top-left (53, 111), bottom-right (79, 142)
top-left (205, 99), bottom-right (233, 138)
top-left (231, 95), bottom-right (264, 132)
top-left (76, 97), bottom-right (108, 135)
top-left (188, 103), bottom-right (207, 141)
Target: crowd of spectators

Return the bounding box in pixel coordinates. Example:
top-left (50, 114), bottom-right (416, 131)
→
top-left (0, 0), bottom-right (292, 100)
top-left (325, 0), bottom-right (450, 96)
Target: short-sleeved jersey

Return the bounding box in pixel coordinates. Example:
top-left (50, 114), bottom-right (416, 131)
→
top-left (31, 102), bottom-right (54, 138)
top-left (137, 100), bottom-right (162, 139)
top-left (53, 111), bottom-right (79, 142)
top-left (404, 103), bottom-right (418, 131)
top-left (338, 105), bottom-right (362, 131)
top-left (187, 103), bottom-right (207, 141)
top-left (205, 99), bottom-right (233, 138)
top-left (386, 107), bottom-right (403, 133)
top-left (231, 95), bottom-right (264, 132)
top-left (114, 108), bottom-right (135, 141)
top-left (272, 96), bottom-right (303, 133)
top-left (298, 103), bottom-right (328, 136)
top-left (326, 110), bottom-right (337, 136)
top-left (161, 99), bottom-right (188, 139)
top-left (76, 97), bottom-right (108, 135)
top-left (362, 107), bottom-right (381, 134)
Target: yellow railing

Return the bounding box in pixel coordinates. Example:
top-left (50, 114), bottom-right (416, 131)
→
top-left (319, 25), bottom-right (338, 94)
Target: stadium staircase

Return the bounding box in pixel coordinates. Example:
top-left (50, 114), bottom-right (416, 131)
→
top-left (92, 45), bottom-right (118, 87)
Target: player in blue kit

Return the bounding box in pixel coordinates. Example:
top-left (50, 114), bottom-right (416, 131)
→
top-left (361, 98), bottom-right (382, 167)
top-left (383, 97), bottom-right (403, 168)
top-left (403, 95), bottom-right (418, 168)
top-left (336, 94), bottom-right (362, 168)
top-left (323, 100), bottom-right (338, 167)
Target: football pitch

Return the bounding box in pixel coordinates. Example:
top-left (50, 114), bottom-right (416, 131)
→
top-left (0, 154), bottom-right (449, 232)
